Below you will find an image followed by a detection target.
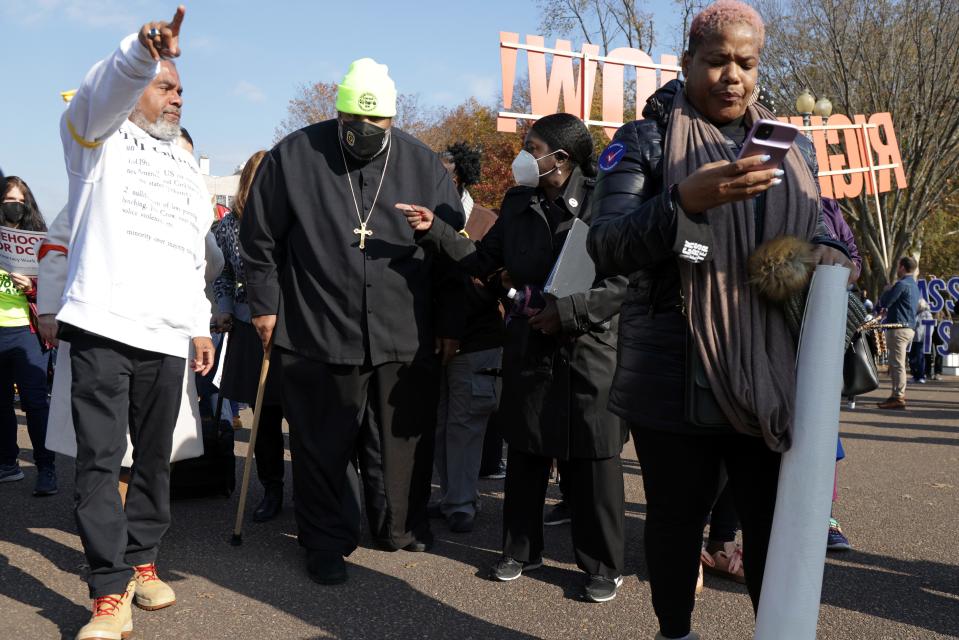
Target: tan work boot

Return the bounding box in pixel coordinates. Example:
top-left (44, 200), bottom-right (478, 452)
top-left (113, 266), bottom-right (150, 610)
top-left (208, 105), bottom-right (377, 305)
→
top-left (75, 580), bottom-right (134, 640)
top-left (133, 563), bottom-right (176, 610)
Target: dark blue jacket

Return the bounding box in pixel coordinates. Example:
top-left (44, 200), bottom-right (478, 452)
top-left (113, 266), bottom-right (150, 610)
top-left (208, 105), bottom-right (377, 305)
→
top-left (879, 275), bottom-right (920, 327)
top-left (587, 80), bottom-right (849, 433)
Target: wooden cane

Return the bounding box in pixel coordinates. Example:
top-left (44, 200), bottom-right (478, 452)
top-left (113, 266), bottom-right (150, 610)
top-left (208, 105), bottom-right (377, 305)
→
top-left (230, 342), bottom-right (272, 546)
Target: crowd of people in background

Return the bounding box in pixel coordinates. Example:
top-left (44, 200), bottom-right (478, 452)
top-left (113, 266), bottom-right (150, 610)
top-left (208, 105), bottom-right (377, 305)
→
top-left (0, 2), bottom-right (954, 640)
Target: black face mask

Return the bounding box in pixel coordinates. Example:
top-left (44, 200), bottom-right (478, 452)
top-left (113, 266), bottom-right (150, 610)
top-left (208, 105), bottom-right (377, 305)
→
top-left (340, 120), bottom-right (389, 160)
top-left (1, 202), bottom-right (27, 225)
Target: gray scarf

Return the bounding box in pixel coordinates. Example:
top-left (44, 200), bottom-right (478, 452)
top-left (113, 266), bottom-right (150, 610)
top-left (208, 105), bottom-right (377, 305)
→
top-left (664, 89), bottom-right (821, 452)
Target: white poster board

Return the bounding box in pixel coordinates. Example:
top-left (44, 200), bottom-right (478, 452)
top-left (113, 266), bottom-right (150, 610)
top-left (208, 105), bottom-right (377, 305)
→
top-left (0, 225), bottom-right (45, 276)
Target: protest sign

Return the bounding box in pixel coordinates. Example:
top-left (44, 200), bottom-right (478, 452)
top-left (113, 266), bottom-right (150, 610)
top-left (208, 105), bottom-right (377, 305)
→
top-left (0, 225), bottom-right (45, 276)
top-left (917, 276), bottom-right (958, 355)
top-left (497, 33), bottom-right (907, 199)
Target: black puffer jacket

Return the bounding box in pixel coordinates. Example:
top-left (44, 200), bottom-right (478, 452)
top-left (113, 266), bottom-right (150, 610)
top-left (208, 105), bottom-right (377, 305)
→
top-left (587, 80), bottom-right (846, 433)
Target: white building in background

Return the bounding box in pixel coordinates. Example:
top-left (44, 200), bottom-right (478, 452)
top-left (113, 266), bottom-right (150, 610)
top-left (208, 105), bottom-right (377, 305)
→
top-left (200, 155), bottom-right (241, 209)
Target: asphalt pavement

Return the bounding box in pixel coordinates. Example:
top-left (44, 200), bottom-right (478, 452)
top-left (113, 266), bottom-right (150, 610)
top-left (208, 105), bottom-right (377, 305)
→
top-left (1, 374), bottom-right (957, 639)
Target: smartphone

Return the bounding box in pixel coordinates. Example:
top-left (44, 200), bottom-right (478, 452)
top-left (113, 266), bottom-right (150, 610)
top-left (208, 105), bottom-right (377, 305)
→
top-left (737, 119), bottom-right (800, 171)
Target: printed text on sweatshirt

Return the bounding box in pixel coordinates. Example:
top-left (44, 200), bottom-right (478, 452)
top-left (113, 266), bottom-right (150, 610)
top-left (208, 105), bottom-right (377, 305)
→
top-left (53, 33), bottom-right (211, 358)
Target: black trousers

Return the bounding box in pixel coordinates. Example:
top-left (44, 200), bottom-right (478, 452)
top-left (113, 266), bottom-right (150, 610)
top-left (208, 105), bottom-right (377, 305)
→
top-left (502, 448), bottom-right (624, 578)
top-left (479, 410), bottom-right (505, 475)
top-left (708, 481), bottom-right (740, 543)
top-left (277, 348), bottom-right (437, 555)
top-left (632, 426), bottom-right (781, 639)
top-left (253, 404), bottom-right (285, 489)
top-left (68, 328), bottom-right (184, 598)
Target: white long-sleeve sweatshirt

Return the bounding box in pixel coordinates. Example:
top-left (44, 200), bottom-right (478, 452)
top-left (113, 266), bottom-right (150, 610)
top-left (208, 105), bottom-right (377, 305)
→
top-left (47, 33), bottom-right (211, 358)
top-left (39, 210), bottom-right (224, 317)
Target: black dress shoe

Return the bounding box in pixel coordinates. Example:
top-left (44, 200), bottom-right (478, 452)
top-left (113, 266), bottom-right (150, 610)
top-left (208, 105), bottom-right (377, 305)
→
top-left (306, 550), bottom-right (347, 585)
top-left (447, 511), bottom-right (475, 533)
top-left (252, 485), bottom-right (283, 522)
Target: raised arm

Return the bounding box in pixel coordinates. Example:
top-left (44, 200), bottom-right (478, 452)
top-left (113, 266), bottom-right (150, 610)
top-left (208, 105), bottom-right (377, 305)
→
top-left (61, 7), bottom-right (185, 173)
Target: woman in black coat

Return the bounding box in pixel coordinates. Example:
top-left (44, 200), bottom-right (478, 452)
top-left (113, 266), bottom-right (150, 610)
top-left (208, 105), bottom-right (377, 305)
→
top-left (398, 113), bottom-right (629, 603)
top-left (586, 2), bottom-right (852, 638)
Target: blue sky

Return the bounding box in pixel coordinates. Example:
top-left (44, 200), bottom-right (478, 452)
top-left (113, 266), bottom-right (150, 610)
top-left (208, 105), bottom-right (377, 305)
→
top-left (1, 0), bottom-right (684, 217)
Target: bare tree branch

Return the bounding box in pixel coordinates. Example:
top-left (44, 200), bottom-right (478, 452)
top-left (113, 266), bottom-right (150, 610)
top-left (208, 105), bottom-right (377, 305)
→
top-left (757, 0), bottom-right (959, 291)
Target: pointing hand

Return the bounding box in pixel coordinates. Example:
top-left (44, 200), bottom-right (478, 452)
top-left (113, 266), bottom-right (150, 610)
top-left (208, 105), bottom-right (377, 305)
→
top-left (138, 5), bottom-right (186, 61)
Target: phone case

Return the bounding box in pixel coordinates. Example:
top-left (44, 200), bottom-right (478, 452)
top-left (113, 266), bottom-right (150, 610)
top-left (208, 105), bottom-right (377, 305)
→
top-left (737, 119), bottom-right (800, 170)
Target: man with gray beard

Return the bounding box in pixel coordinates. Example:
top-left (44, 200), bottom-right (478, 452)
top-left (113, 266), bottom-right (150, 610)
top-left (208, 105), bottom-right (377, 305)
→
top-left (36, 7), bottom-right (215, 639)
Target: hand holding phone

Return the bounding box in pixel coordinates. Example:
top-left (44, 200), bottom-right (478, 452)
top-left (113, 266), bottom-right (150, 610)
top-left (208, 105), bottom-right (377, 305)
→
top-left (737, 119), bottom-right (800, 171)
top-left (676, 152), bottom-right (787, 215)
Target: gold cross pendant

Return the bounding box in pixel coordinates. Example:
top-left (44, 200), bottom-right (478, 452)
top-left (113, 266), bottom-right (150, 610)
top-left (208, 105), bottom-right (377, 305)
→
top-left (353, 223), bottom-right (373, 250)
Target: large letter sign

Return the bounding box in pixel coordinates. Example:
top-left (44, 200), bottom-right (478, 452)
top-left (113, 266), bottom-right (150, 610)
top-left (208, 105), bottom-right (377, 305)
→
top-left (499, 33), bottom-right (907, 199)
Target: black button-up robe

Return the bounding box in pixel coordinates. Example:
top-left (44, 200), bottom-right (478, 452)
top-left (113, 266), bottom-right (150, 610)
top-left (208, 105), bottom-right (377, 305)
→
top-left (240, 120), bottom-right (465, 365)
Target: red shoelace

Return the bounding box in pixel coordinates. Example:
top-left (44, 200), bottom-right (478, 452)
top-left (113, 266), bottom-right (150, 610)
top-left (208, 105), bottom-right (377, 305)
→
top-left (135, 563), bottom-right (160, 583)
top-left (93, 594), bottom-right (124, 618)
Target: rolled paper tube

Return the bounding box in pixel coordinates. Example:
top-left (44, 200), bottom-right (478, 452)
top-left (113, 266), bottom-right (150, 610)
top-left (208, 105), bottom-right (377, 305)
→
top-left (755, 265), bottom-right (850, 640)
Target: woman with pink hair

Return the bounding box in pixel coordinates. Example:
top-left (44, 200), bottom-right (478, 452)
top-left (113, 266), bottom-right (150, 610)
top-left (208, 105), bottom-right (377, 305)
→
top-left (588, 1), bottom-right (853, 638)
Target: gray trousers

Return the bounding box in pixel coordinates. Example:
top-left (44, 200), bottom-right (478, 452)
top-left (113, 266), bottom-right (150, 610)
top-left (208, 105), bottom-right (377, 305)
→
top-left (434, 347), bottom-right (501, 517)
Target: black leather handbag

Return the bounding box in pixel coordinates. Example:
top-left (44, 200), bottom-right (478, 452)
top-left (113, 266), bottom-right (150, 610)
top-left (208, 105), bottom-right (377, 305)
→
top-left (842, 332), bottom-right (879, 397)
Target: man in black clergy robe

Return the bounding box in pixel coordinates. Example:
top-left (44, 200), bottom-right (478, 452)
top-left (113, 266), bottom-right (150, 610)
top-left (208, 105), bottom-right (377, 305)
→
top-left (240, 58), bottom-right (465, 584)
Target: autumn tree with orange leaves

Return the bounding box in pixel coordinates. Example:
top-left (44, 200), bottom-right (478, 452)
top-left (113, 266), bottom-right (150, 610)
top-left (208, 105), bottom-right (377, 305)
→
top-left (273, 81), bottom-right (432, 142)
top-left (276, 83), bottom-right (532, 210)
top-left (418, 99), bottom-right (528, 210)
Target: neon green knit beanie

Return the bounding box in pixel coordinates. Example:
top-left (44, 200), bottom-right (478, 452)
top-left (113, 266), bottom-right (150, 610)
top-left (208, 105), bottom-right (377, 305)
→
top-left (335, 58), bottom-right (397, 118)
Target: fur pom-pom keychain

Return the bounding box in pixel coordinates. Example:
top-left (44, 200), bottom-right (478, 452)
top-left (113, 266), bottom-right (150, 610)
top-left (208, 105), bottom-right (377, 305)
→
top-left (747, 235), bottom-right (818, 302)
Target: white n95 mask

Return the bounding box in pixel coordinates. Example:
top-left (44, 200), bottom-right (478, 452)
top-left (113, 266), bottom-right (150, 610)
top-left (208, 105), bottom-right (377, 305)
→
top-left (511, 149), bottom-right (563, 187)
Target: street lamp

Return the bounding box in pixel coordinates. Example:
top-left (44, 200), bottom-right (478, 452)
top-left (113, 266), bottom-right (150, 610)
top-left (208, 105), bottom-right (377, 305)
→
top-left (795, 90), bottom-right (816, 128)
top-left (814, 96), bottom-right (833, 119)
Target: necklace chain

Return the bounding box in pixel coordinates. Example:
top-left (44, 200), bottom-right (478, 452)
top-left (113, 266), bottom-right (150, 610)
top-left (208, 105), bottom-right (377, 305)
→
top-left (338, 136), bottom-right (392, 228)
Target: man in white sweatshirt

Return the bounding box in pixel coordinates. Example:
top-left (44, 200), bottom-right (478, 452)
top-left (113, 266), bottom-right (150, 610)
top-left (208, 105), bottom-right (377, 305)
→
top-left (36, 7), bottom-right (215, 640)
